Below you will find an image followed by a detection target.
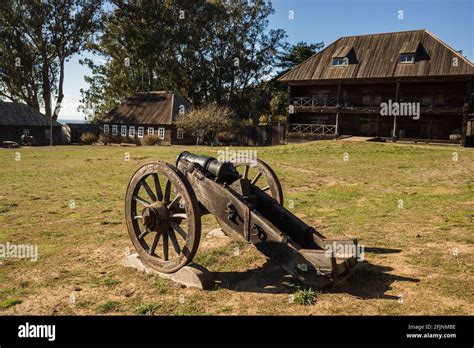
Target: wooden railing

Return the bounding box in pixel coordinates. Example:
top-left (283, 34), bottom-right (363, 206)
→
top-left (291, 96), bottom-right (464, 108)
top-left (292, 97), bottom-right (338, 107)
top-left (289, 123), bottom-right (336, 135)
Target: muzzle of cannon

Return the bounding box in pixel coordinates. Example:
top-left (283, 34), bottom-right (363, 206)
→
top-left (125, 151), bottom-right (358, 288)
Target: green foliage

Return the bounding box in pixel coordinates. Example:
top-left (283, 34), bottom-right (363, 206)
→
top-left (216, 131), bottom-right (236, 144)
top-left (293, 288), bottom-right (318, 306)
top-left (258, 114), bottom-right (269, 125)
top-left (270, 90), bottom-right (288, 116)
top-left (80, 132), bottom-right (97, 144)
top-left (102, 278), bottom-right (120, 287)
top-left (0, 298), bottom-right (22, 309)
top-left (278, 41), bottom-right (324, 70)
top-left (0, 1), bottom-right (102, 119)
top-left (80, 0), bottom-right (287, 120)
top-left (175, 104), bottom-right (242, 143)
top-left (134, 302), bottom-right (161, 316)
top-left (96, 300), bottom-right (121, 313)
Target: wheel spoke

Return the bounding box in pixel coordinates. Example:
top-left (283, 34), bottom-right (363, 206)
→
top-left (172, 213), bottom-right (188, 219)
top-left (243, 165), bottom-right (249, 179)
top-left (141, 179), bottom-right (157, 202)
top-left (164, 180), bottom-right (171, 202)
top-left (149, 232), bottom-right (161, 255)
top-left (152, 173), bottom-right (163, 201)
top-left (138, 228), bottom-right (150, 240)
top-left (262, 185), bottom-right (270, 192)
top-left (133, 215), bottom-right (142, 220)
top-left (167, 194), bottom-right (182, 210)
top-left (162, 232), bottom-right (169, 261)
top-left (134, 195), bottom-right (150, 207)
top-left (168, 228), bottom-right (181, 255)
top-left (251, 172), bottom-right (262, 185)
top-left (171, 222), bottom-right (187, 240)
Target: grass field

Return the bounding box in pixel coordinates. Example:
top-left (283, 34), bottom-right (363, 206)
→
top-left (0, 141), bottom-right (473, 315)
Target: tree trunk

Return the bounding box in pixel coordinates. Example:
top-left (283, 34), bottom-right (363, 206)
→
top-left (53, 55), bottom-right (65, 120)
top-left (41, 51), bottom-right (52, 118)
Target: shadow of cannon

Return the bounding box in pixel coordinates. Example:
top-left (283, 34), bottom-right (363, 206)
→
top-left (210, 246), bottom-right (419, 300)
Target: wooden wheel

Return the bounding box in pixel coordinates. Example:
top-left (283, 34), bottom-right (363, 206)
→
top-left (216, 158), bottom-right (283, 239)
top-left (234, 158), bottom-right (283, 204)
top-left (125, 161), bottom-right (201, 273)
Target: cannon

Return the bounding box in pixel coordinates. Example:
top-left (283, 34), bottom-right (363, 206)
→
top-left (125, 151), bottom-right (358, 288)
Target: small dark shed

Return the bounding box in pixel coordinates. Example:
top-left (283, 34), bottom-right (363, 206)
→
top-left (64, 123), bottom-right (99, 143)
top-left (0, 101), bottom-right (62, 145)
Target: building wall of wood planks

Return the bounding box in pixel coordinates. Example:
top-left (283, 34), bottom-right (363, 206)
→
top-left (239, 125), bottom-right (286, 146)
top-left (98, 124), bottom-right (194, 145)
top-left (287, 79), bottom-right (469, 141)
top-left (0, 125), bottom-right (62, 145)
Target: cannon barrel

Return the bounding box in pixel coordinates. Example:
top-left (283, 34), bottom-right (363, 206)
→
top-left (176, 151), bottom-right (239, 183)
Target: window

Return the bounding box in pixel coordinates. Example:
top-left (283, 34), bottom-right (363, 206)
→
top-left (177, 128), bottom-right (184, 140)
top-left (158, 127), bottom-right (165, 140)
top-left (112, 125), bottom-right (118, 136)
top-left (121, 125), bottom-right (127, 137)
top-left (399, 53), bottom-right (415, 63)
top-left (147, 127), bottom-right (154, 135)
top-left (332, 57), bottom-right (348, 66)
top-left (137, 127), bottom-right (144, 138)
top-left (104, 124), bottom-right (109, 134)
top-left (22, 129), bottom-right (30, 136)
top-left (129, 126), bottom-right (135, 137)
top-left (45, 129), bottom-right (51, 139)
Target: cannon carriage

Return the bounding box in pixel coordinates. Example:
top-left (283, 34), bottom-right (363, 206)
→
top-left (125, 151), bottom-right (358, 288)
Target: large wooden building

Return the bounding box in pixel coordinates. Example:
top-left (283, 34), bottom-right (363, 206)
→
top-left (0, 101), bottom-right (62, 145)
top-left (100, 91), bottom-right (194, 145)
top-left (278, 30), bottom-right (474, 145)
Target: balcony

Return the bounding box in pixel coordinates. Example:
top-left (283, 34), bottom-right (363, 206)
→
top-left (290, 96), bottom-right (464, 114)
top-left (292, 96), bottom-right (338, 108)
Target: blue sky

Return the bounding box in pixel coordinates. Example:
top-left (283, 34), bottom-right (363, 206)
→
top-left (60, 0), bottom-right (473, 121)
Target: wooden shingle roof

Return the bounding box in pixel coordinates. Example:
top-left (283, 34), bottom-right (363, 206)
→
top-left (0, 101), bottom-right (62, 126)
top-left (399, 41), bottom-right (420, 54)
top-left (278, 29), bottom-right (474, 83)
top-left (332, 46), bottom-right (353, 58)
top-left (102, 91), bottom-right (192, 125)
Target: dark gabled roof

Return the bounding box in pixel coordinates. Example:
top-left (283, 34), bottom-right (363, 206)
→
top-left (278, 29), bottom-right (474, 82)
top-left (102, 91), bottom-right (192, 125)
top-left (0, 101), bottom-right (62, 126)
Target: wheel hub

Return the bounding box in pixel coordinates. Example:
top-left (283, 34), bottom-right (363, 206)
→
top-left (141, 201), bottom-right (170, 231)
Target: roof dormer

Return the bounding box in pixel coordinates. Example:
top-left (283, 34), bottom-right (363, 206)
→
top-left (332, 46), bottom-right (355, 66)
top-left (399, 41), bottom-right (420, 63)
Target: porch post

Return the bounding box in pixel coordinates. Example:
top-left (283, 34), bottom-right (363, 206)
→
top-left (392, 80), bottom-right (400, 138)
top-left (461, 78), bottom-right (472, 147)
top-left (336, 82), bottom-right (341, 138)
top-left (286, 85), bottom-right (291, 143)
